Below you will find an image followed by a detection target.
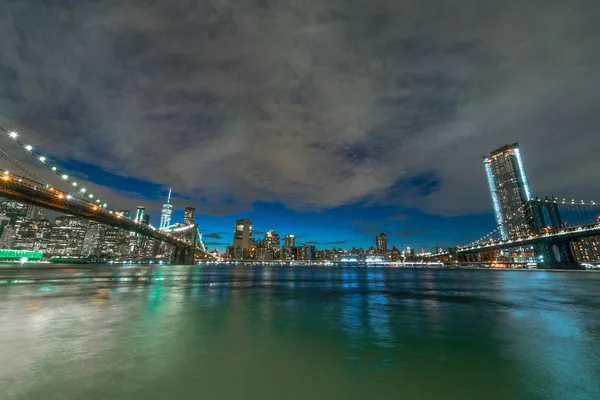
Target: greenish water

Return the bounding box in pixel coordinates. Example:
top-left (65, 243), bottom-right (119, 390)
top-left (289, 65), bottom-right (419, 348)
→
top-left (1, 265), bottom-right (600, 399)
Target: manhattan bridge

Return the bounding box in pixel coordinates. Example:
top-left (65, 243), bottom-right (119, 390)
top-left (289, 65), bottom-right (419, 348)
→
top-left (437, 143), bottom-right (600, 268)
top-left (0, 124), bottom-right (215, 264)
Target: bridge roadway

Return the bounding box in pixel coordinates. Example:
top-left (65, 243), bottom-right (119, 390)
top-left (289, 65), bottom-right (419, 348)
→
top-left (0, 170), bottom-right (210, 263)
top-left (457, 222), bottom-right (600, 253)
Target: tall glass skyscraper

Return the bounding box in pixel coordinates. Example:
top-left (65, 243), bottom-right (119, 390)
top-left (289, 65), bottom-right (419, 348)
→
top-left (484, 143), bottom-right (532, 240)
top-left (160, 189), bottom-right (173, 230)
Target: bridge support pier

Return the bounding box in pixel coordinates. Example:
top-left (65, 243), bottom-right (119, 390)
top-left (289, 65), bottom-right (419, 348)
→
top-left (535, 238), bottom-right (583, 269)
top-left (170, 245), bottom-right (195, 265)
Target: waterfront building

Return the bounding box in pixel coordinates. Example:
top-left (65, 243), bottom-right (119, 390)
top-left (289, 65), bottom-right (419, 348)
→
top-left (0, 225), bottom-right (15, 249)
top-left (81, 222), bottom-right (102, 257)
top-left (257, 247), bottom-right (273, 261)
top-left (570, 236), bottom-right (600, 263)
top-left (160, 189), bottom-right (173, 229)
top-left (46, 216), bottom-right (89, 256)
top-left (13, 218), bottom-right (37, 250)
top-left (297, 244), bottom-right (316, 261)
top-left (376, 233), bottom-right (387, 253)
top-left (33, 220), bottom-right (52, 252)
top-left (484, 143), bottom-right (533, 240)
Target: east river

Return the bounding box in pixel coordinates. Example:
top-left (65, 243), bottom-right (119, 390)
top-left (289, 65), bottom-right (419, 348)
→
top-left (1, 265), bottom-right (600, 400)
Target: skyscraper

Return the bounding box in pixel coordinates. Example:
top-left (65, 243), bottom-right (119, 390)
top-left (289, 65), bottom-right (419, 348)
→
top-left (484, 143), bottom-right (533, 239)
top-left (160, 188), bottom-right (173, 229)
top-left (376, 233), bottom-right (387, 253)
top-left (135, 206), bottom-right (146, 223)
top-left (233, 218), bottom-right (252, 252)
top-left (264, 230), bottom-right (280, 252)
top-left (284, 234), bottom-right (295, 248)
top-left (184, 207), bottom-right (196, 225)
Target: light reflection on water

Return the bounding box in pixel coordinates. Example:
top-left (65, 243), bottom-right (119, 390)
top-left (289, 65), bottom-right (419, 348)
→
top-left (1, 265), bottom-right (600, 400)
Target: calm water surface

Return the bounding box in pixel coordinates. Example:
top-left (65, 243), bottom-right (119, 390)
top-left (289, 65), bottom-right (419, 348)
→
top-left (1, 265), bottom-right (600, 400)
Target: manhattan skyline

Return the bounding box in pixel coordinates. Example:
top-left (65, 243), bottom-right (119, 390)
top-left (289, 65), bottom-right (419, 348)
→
top-left (1, 2), bottom-right (599, 253)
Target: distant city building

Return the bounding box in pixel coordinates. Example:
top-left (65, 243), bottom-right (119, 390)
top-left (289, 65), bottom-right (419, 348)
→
top-left (160, 188), bottom-right (173, 229)
top-left (484, 143), bottom-right (532, 240)
top-left (571, 236), bottom-right (600, 263)
top-left (47, 216), bottom-right (89, 256)
top-left (82, 222), bottom-right (102, 257)
top-left (33, 220), bottom-right (52, 252)
top-left (284, 234), bottom-right (295, 248)
top-left (257, 247), bottom-right (273, 261)
top-left (13, 218), bottom-right (37, 250)
top-left (376, 233), bottom-right (387, 253)
top-left (233, 218), bottom-right (252, 254)
top-left (184, 207), bottom-right (196, 225)
top-left (135, 206), bottom-right (146, 223)
top-left (0, 225), bottom-right (15, 249)
top-left (264, 230), bottom-right (280, 252)
top-left (297, 244), bottom-right (316, 261)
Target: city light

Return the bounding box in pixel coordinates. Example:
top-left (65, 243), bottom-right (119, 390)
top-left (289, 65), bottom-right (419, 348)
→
top-left (8, 131), bottom-right (18, 139)
top-left (39, 156), bottom-right (46, 162)
top-left (25, 145), bottom-right (33, 152)
top-left (72, 182), bottom-right (77, 187)
top-left (66, 195), bottom-right (72, 200)
top-left (51, 167), bottom-right (57, 171)
top-left (61, 174), bottom-right (68, 180)
top-left (81, 188), bottom-right (86, 193)
top-left (57, 194), bottom-right (64, 199)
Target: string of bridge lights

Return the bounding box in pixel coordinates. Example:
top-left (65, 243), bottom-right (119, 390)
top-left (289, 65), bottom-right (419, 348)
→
top-left (535, 198), bottom-right (598, 206)
top-left (0, 125), bottom-right (112, 209)
top-left (0, 125), bottom-right (195, 246)
top-left (463, 227), bottom-right (501, 248)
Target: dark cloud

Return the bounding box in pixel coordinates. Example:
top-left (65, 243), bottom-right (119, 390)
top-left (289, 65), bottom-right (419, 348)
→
top-left (389, 228), bottom-right (429, 237)
top-left (204, 241), bottom-right (228, 246)
top-left (253, 230), bottom-right (266, 236)
top-left (324, 240), bottom-right (348, 245)
top-left (203, 232), bottom-right (228, 239)
top-left (1, 1), bottom-right (599, 218)
top-left (303, 240), bottom-right (347, 245)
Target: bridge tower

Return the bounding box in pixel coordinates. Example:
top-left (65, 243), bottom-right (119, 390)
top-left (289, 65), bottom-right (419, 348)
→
top-left (169, 223), bottom-right (197, 265)
top-left (529, 197), bottom-right (564, 233)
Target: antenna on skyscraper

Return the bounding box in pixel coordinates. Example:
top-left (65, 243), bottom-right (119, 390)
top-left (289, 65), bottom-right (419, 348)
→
top-left (167, 188), bottom-right (172, 203)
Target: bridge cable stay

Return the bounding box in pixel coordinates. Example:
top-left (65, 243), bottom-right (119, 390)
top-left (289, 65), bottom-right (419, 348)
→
top-left (0, 145), bottom-right (44, 183)
top-left (0, 124), bottom-right (113, 210)
top-left (462, 204), bottom-right (536, 248)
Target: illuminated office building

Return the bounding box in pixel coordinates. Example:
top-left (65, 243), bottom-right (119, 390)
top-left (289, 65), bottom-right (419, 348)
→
top-left (264, 230), bottom-right (280, 252)
top-left (233, 218), bottom-right (252, 253)
top-left (484, 143), bottom-right (532, 240)
top-left (376, 233), bottom-right (387, 253)
top-left (284, 234), bottom-right (295, 248)
top-left (135, 206), bottom-right (146, 223)
top-left (184, 207), bottom-right (196, 225)
top-left (160, 189), bottom-right (173, 229)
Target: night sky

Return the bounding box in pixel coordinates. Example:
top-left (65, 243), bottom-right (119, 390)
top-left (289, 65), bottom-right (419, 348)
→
top-left (1, 1), bottom-right (599, 252)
